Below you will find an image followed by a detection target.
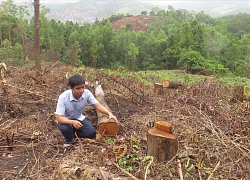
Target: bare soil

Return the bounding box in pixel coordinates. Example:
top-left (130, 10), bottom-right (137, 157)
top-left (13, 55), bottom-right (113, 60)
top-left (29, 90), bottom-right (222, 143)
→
top-left (0, 64), bottom-right (249, 180)
top-left (111, 15), bottom-right (156, 32)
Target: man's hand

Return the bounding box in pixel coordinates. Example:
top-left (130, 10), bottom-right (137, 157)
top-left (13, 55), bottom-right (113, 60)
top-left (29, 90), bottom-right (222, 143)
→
top-left (72, 120), bottom-right (83, 129)
top-left (109, 112), bottom-right (119, 124)
top-left (93, 103), bottom-right (119, 124)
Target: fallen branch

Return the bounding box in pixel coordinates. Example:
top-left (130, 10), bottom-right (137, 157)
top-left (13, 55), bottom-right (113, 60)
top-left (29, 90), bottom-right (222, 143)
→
top-left (15, 163), bottom-right (28, 180)
top-left (43, 60), bottom-right (60, 75)
top-left (6, 84), bottom-right (57, 102)
top-left (206, 161), bottom-right (220, 180)
top-left (195, 107), bottom-right (250, 160)
top-left (111, 159), bottom-right (139, 180)
top-left (109, 76), bottom-right (149, 104)
top-left (144, 156), bottom-right (153, 180)
top-left (99, 167), bottom-right (108, 180)
top-left (177, 159), bottom-right (183, 180)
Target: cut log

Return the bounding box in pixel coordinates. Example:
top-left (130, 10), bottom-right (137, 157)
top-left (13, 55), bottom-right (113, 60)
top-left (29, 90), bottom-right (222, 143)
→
top-left (147, 121), bottom-right (178, 163)
top-left (95, 84), bottom-right (119, 136)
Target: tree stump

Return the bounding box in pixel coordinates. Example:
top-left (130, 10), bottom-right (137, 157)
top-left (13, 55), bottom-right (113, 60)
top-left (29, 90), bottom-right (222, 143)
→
top-left (154, 83), bottom-right (163, 95)
top-left (154, 81), bottom-right (170, 99)
top-left (162, 80), bottom-right (170, 99)
top-left (95, 84), bottom-right (119, 136)
top-left (147, 121), bottom-right (178, 163)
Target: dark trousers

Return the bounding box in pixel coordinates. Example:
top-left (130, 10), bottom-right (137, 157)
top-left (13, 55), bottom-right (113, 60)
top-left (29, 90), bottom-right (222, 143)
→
top-left (57, 119), bottom-right (96, 143)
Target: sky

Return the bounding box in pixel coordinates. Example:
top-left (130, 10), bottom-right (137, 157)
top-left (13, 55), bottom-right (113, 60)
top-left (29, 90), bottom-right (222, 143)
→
top-left (0, 0), bottom-right (181, 5)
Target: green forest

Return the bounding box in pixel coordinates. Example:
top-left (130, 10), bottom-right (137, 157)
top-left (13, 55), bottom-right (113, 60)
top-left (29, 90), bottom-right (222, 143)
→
top-left (0, 0), bottom-right (250, 78)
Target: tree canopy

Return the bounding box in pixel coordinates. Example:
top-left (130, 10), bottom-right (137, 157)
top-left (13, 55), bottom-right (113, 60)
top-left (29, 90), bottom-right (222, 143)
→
top-left (0, 0), bottom-right (250, 78)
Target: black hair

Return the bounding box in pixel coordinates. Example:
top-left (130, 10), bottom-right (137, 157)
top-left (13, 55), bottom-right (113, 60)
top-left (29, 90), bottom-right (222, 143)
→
top-left (68, 74), bottom-right (85, 88)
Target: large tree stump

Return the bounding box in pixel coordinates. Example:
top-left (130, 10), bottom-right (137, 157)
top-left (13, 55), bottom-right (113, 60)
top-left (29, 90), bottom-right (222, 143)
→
top-left (95, 84), bottom-right (119, 136)
top-left (147, 121), bottom-right (178, 163)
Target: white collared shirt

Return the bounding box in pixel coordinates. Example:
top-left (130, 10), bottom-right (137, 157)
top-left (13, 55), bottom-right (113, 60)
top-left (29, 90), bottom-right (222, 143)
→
top-left (55, 89), bottom-right (98, 121)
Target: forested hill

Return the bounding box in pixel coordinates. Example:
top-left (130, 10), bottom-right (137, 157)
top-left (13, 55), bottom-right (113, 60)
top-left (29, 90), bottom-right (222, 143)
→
top-left (0, 0), bottom-right (250, 79)
top-left (39, 0), bottom-right (155, 23)
top-left (30, 0), bottom-right (250, 23)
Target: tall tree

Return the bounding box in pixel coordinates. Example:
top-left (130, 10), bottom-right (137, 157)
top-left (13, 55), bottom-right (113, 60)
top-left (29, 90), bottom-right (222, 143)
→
top-left (178, 50), bottom-right (206, 73)
top-left (179, 22), bottom-right (193, 49)
top-left (69, 41), bottom-right (80, 66)
top-left (34, 0), bottom-right (41, 72)
top-left (0, 0), bottom-right (18, 43)
top-left (127, 42), bottom-right (139, 71)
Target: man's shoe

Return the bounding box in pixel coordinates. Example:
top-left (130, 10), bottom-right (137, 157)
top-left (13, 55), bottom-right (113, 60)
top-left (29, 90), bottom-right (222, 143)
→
top-left (63, 140), bottom-right (77, 147)
top-left (63, 143), bottom-right (72, 147)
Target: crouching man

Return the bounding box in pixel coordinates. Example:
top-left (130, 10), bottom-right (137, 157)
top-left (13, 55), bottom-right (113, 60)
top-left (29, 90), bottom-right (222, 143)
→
top-left (55, 74), bottom-right (118, 147)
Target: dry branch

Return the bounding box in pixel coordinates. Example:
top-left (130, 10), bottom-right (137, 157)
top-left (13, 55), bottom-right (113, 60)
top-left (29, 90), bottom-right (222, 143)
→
top-left (108, 76), bottom-right (149, 104)
top-left (6, 84), bottom-right (57, 101)
top-left (206, 161), bottom-right (220, 180)
top-left (144, 156), bottom-right (153, 180)
top-left (177, 159), bottom-right (183, 180)
top-left (111, 159), bottom-right (140, 180)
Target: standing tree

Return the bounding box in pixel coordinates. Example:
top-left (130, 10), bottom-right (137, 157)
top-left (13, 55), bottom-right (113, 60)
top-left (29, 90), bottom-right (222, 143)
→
top-left (69, 41), bottom-right (80, 66)
top-left (90, 40), bottom-right (98, 68)
top-left (34, 0), bottom-right (41, 72)
top-left (0, 0), bottom-right (18, 43)
top-left (127, 42), bottom-right (139, 71)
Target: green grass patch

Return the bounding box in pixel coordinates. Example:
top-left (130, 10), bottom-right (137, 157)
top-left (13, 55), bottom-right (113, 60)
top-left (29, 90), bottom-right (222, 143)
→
top-left (103, 68), bottom-right (250, 87)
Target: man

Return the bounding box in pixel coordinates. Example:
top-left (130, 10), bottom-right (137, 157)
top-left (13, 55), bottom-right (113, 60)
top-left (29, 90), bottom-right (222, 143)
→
top-left (55, 74), bottom-right (118, 147)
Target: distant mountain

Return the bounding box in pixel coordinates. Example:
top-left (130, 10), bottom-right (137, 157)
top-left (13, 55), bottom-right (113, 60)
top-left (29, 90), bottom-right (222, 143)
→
top-left (45, 0), bottom-right (155, 23)
top-left (16, 0), bottom-right (250, 23)
top-left (170, 1), bottom-right (250, 17)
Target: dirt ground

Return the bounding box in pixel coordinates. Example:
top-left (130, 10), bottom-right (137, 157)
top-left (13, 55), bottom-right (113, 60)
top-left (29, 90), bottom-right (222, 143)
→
top-left (111, 15), bottom-right (156, 32)
top-left (0, 64), bottom-right (249, 180)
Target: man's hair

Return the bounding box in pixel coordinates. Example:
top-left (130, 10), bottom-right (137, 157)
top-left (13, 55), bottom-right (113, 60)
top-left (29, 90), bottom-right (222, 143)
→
top-left (68, 74), bottom-right (85, 88)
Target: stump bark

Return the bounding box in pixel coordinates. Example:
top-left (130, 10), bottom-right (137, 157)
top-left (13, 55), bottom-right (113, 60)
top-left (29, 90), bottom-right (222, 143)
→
top-left (147, 121), bottom-right (178, 163)
top-left (95, 84), bottom-right (119, 136)
top-left (154, 83), bottom-right (163, 95)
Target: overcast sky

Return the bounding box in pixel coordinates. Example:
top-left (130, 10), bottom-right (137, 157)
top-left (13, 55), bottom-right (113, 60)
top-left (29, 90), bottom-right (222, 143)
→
top-left (0, 0), bottom-right (181, 5)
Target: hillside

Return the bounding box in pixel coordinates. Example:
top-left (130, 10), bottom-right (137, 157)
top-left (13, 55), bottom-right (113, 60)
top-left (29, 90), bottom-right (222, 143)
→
top-left (0, 65), bottom-right (249, 179)
top-left (39, 0), bottom-right (250, 23)
top-left (111, 15), bottom-right (156, 32)
top-left (45, 0), bottom-right (154, 23)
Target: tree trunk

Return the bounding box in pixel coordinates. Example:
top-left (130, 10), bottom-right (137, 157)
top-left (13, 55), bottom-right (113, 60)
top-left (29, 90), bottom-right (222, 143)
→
top-left (95, 84), bottom-right (119, 136)
top-left (147, 121), bottom-right (178, 163)
top-left (34, 0), bottom-right (41, 73)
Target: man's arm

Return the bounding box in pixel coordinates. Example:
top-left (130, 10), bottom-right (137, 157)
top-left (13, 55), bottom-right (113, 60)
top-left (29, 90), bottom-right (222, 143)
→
top-left (56, 115), bottom-right (83, 129)
top-left (93, 103), bottom-right (119, 124)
